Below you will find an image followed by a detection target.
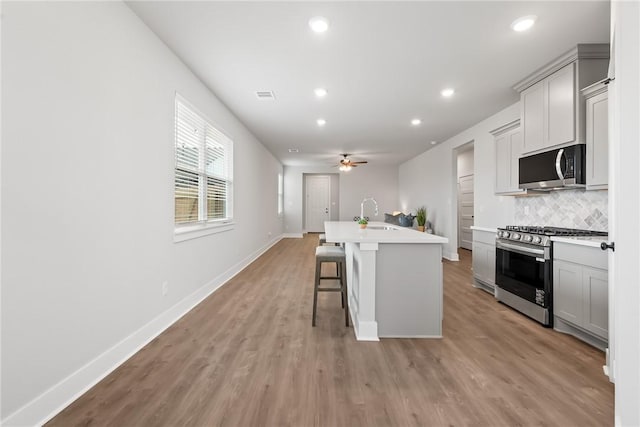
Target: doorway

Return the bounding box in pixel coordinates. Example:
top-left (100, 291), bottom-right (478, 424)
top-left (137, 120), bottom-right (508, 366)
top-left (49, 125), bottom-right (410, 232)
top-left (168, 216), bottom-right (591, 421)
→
top-left (458, 174), bottom-right (474, 250)
top-left (305, 175), bottom-right (331, 232)
top-left (454, 142), bottom-right (474, 253)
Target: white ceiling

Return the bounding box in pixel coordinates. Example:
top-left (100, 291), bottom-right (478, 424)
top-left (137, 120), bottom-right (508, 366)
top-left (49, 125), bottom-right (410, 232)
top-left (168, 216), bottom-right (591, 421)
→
top-left (127, 1), bottom-right (610, 168)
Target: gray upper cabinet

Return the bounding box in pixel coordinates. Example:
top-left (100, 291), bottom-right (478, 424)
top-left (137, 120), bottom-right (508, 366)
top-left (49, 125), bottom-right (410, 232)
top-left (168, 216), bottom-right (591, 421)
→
top-left (546, 63), bottom-right (576, 147)
top-left (521, 81), bottom-right (545, 154)
top-left (583, 80), bottom-right (609, 190)
top-left (491, 119), bottom-right (524, 195)
top-left (514, 44), bottom-right (609, 156)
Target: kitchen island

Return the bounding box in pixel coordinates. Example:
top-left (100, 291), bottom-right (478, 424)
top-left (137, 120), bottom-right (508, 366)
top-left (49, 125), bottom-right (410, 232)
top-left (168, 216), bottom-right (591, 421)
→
top-left (324, 221), bottom-right (448, 341)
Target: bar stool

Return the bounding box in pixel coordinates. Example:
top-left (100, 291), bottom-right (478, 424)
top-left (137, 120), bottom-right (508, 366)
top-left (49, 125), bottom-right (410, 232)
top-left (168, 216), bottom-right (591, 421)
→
top-left (312, 246), bottom-right (349, 327)
top-left (318, 233), bottom-right (340, 276)
top-left (319, 234), bottom-right (338, 246)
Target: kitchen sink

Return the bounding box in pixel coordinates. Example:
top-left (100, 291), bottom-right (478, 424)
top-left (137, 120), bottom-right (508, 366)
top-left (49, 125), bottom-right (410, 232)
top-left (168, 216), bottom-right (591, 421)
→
top-left (367, 226), bottom-right (396, 230)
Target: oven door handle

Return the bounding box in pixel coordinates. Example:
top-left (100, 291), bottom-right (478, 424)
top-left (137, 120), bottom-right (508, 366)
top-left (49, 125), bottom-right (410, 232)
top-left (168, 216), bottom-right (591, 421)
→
top-left (496, 241), bottom-right (546, 258)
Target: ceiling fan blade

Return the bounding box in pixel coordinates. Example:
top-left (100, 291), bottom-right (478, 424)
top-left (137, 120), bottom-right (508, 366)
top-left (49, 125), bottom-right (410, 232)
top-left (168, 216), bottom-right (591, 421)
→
top-left (350, 161), bottom-right (368, 164)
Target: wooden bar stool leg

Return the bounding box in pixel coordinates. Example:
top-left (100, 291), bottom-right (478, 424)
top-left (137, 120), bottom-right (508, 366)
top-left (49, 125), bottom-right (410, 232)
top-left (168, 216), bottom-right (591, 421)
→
top-left (339, 261), bottom-right (345, 308)
top-left (342, 261), bottom-right (349, 327)
top-left (312, 258), bottom-right (321, 327)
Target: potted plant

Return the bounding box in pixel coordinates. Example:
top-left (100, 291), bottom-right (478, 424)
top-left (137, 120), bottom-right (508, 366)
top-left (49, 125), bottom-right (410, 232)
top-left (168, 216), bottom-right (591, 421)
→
top-left (415, 206), bottom-right (427, 232)
top-left (358, 217), bottom-right (368, 229)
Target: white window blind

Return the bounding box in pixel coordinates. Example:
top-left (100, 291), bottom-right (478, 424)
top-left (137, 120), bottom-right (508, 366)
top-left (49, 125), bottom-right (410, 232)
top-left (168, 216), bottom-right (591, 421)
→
top-left (175, 96), bottom-right (233, 225)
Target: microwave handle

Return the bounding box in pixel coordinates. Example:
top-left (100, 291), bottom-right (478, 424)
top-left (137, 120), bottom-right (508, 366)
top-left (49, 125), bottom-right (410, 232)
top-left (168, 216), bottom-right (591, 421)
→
top-left (555, 149), bottom-right (565, 180)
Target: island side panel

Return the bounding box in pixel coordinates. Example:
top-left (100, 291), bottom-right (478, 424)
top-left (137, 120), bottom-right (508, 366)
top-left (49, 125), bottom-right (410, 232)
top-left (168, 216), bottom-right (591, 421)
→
top-left (375, 243), bottom-right (443, 338)
top-left (345, 242), bottom-right (379, 341)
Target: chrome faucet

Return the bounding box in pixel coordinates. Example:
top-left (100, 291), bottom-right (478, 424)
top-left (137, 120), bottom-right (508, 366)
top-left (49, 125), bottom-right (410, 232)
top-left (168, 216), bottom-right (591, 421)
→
top-left (360, 197), bottom-right (379, 220)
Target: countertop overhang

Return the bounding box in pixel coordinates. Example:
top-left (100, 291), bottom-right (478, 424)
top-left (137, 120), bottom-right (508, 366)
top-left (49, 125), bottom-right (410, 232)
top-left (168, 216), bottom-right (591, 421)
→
top-left (551, 235), bottom-right (609, 248)
top-left (324, 221), bottom-right (448, 244)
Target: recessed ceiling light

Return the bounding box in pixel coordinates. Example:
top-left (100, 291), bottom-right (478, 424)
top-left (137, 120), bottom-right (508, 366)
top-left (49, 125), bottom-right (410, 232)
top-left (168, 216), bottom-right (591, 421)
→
top-left (441, 88), bottom-right (455, 98)
top-left (431, 141), bottom-right (437, 145)
top-left (314, 88), bottom-right (328, 98)
top-left (317, 118), bottom-right (326, 126)
top-left (411, 119), bottom-right (422, 126)
top-left (511, 15), bottom-right (537, 32)
top-left (288, 148), bottom-right (299, 153)
top-left (309, 16), bottom-right (329, 33)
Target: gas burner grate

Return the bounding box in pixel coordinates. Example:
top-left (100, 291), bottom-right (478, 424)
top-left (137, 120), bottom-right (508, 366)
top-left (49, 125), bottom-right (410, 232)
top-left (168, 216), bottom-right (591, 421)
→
top-left (503, 225), bottom-right (607, 236)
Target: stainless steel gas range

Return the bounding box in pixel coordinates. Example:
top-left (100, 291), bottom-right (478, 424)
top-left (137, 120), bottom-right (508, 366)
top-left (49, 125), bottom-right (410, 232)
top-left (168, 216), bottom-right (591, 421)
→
top-left (495, 226), bottom-right (607, 326)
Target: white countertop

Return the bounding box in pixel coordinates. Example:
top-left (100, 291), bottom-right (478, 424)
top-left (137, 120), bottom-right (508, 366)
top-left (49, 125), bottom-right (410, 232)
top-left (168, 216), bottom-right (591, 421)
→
top-left (551, 235), bottom-right (609, 248)
top-left (470, 226), bottom-right (497, 233)
top-left (324, 221), bottom-right (448, 244)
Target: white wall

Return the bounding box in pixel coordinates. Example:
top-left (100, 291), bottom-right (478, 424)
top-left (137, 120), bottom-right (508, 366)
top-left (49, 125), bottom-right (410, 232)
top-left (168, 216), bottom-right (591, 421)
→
top-left (284, 165), bottom-right (399, 234)
top-left (339, 165), bottom-right (399, 221)
top-left (399, 103), bottom-right (519, 259)
top-left (1, 2), bottom-right (282, 423)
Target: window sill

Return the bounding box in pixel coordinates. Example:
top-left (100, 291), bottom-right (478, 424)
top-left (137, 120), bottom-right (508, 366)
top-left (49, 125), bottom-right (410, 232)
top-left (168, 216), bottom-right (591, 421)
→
top-left (174, 221), bottom-right (235, 243)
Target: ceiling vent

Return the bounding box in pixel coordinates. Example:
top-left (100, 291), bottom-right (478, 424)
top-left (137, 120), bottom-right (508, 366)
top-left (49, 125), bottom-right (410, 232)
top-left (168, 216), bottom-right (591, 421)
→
top-left (256, 90), bottom-right (276, 100)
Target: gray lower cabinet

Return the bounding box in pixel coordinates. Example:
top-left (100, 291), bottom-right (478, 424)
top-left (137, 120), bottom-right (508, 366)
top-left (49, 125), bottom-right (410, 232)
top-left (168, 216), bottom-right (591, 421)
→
top-left (553, 241), bottom-right (608, 350)
top-left (472, 229), bottom-right (496, 294)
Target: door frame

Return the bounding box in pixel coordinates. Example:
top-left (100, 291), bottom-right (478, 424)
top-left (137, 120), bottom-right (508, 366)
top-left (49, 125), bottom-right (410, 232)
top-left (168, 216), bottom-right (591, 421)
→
top-left (451, 140), bottom-right (475, 260)
top-left (458, 173), bottom-right (474, 250)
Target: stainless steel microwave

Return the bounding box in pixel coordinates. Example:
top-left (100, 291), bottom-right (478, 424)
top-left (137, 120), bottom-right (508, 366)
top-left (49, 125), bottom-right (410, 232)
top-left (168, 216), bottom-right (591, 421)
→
top-left (519, 144), bottom-right (586, 191)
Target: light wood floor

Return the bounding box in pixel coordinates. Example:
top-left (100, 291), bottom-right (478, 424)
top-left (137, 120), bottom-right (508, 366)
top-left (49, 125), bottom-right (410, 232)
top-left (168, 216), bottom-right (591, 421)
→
top-left (48, 235), bottom-right (613, 426)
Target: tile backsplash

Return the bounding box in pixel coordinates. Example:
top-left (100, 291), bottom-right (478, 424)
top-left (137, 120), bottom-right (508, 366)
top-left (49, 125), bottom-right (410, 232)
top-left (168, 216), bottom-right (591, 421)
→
top-left (514, 189), bottom-right (608, 231)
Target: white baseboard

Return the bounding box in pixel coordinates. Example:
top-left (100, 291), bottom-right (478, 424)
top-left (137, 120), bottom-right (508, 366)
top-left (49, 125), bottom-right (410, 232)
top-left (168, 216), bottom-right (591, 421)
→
top-left (2, 235), bottom-right (283, 427)
top-left (349, 297), bottom-right (379, 342)
top-left (443, 251), bottom-right (460, 261)
top-left (282, 233), bottom-right (303, 238)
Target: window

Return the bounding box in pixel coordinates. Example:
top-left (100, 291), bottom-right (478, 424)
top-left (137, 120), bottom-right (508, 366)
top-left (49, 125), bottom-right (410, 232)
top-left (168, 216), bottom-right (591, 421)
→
top-left (277, 173), bottom-right (284, 216)
top-left (174, 96), bottom-right (233, 227)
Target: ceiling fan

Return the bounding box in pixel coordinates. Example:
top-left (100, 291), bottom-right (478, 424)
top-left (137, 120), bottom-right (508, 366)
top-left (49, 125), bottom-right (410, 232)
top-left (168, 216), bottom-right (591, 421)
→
top-left (337, 154), bottom-right (368, 171)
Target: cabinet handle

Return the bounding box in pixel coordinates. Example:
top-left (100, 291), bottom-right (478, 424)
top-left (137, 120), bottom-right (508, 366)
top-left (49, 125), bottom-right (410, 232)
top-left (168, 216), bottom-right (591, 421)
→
top-left (600, 241), bottom-right (615, 252)
top-left (555, 149), bottom-right (565, 180)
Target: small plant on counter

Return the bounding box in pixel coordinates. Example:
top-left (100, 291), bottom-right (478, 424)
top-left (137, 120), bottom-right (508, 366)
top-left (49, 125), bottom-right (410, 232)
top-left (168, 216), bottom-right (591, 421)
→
top-left (415, 206), bottom-right (427, 232)
top-left (358, 217), bottom-right (368, 228)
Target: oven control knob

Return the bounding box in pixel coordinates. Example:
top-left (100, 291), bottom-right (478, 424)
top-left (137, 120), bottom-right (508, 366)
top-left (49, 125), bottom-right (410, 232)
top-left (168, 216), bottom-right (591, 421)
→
top-left (503, 231), bottom-right (510, 238)
top-left (512, 233), bottom-right (521, 240)
top-left (532, 236), bottom-right (542, 244)
top-left (523, 235), bottom-right (533, 243)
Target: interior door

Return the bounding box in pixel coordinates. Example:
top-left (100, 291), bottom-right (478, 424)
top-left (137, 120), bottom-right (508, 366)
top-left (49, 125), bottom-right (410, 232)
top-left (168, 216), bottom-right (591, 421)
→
top-left (458, 174), bottom-right (474, 250)
top-left (305, 175), bottom-right (331, 232)
top-left (607, 6), bottom-right (640, 423)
